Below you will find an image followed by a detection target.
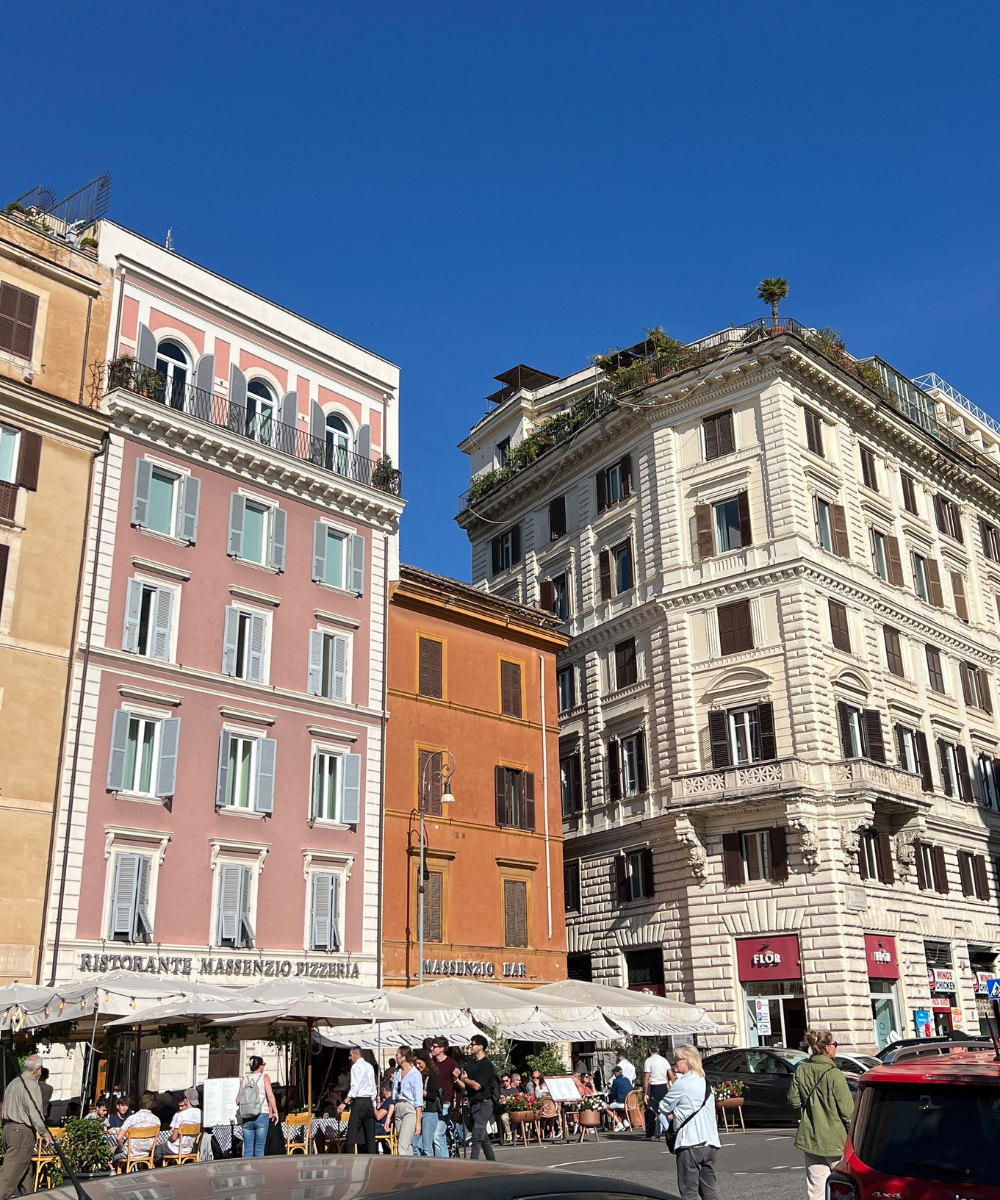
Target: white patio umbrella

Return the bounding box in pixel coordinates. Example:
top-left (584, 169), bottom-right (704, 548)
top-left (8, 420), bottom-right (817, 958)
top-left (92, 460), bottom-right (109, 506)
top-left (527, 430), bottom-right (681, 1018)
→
top-left (319, 991), bottom-right (481, 1050)
top-left (529, 979), bottom-right (719, 1036)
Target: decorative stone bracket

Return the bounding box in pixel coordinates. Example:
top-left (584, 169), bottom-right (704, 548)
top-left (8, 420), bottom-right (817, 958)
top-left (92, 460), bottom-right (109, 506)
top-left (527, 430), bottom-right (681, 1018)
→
top-left (786, 812), bottom-right (821, 873)
top-left (675, 815), bottom-right (708, 885)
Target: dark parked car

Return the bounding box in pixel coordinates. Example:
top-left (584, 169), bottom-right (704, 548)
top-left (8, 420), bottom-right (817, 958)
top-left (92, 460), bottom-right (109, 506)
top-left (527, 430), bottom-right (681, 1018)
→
top-left (701, 1046), bottom-right (811, 1124)
top-left (41, 1155), bottom-right (677, 1200)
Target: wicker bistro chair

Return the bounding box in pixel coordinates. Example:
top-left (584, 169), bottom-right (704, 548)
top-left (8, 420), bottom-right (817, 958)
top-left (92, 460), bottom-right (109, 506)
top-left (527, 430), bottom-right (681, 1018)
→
top-left (118, 1126), bottom-right (160, 1173)
top-left (284, 1113), bottom-right (312, 1155)
top-left (374, 1126), bottom-right (397, 1155)
top-left (161, 1124), bottom-right (202, 1166)
top-left (624, 1089), bottom-right (644, 1131)
top-left (32, 1129), bottom-right (65, 1191)
top-left (538, 1097), bottom-right (560, 1140)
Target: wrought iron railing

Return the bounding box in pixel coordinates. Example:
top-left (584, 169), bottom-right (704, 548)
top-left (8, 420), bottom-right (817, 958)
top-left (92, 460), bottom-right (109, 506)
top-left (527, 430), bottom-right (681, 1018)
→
top-left (106, 358), bottom-right (402, 496)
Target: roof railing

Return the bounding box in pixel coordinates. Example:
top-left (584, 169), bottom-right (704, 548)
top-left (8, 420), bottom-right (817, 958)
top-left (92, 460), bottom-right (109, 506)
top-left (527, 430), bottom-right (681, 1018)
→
top-left (912, 372), bottom-right (1000, 441)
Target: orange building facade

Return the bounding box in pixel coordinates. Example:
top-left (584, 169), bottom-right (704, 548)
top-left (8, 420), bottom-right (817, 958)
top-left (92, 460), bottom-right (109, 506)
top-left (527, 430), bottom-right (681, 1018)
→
top-left (384, 565), bottom-right (569, 988)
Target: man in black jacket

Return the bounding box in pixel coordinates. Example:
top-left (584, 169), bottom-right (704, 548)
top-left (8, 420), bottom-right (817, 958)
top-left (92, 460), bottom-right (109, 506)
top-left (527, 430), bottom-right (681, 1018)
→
top-left (456, 1035), bottom-right (498, 1161)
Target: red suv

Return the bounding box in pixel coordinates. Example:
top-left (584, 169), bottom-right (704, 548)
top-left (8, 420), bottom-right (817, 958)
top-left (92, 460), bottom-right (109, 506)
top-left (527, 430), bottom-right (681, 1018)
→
top-left (828, 1051), bottom-right (1000, 1199)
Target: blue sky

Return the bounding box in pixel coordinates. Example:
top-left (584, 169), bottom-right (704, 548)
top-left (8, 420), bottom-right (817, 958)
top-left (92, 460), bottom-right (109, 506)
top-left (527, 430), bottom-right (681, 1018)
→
top-left (10, 2), bottom-right (1000, 579)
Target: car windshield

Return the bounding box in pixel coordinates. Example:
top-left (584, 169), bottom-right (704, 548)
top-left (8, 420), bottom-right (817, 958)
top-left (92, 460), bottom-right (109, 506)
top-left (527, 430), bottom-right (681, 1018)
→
top-left (855, 1055), bottom-right (881, 1070)
top-left (853, 1083), bottom-right (1000, 1185)
top-left (777, 1050), bottom-right (809, 1065)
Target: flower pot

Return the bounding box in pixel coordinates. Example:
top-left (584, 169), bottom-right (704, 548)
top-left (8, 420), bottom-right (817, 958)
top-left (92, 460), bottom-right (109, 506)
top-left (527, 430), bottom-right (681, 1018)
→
top-left (578, 1109), bottom-right (602, 1126)
top-left (715, 1097), bottom-right (744, 1108)
top-left (508, 1110), bottom-right (538, 1123)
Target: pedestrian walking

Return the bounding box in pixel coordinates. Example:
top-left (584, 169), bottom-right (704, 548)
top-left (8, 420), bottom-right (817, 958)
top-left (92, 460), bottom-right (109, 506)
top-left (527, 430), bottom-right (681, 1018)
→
top-left (642, 1045), bottom-right (670, 1139)
top-left (659, 1045), bottom-right (720, 1200)
top-left (457, 1034), bottom-right (498, 1161)
top-left (787, 1030), bottom-right (854, 1200)
top-left (338, 1048), bottom-right (377, 1154)
top-left (235, 1056), bottom-right (278, 1157)
top-left (429, 1038), bottom-right (460, 1156)
top-left (391, 1048), bottom-right (423, 1156)
top-left (412, 1051), bottom-right (444, 1156)
top-left (0, 1054), bottom-right (50, 1200)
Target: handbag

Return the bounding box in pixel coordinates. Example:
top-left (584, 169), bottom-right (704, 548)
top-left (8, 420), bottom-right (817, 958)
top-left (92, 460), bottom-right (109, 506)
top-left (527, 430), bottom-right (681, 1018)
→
top-left (664, 1080), bottom-right (711, 1154)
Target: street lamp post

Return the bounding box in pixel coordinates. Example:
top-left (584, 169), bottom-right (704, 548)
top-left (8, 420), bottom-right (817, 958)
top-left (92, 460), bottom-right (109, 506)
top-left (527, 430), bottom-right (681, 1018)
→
top-left (417, 751), bottom-right (455, 985)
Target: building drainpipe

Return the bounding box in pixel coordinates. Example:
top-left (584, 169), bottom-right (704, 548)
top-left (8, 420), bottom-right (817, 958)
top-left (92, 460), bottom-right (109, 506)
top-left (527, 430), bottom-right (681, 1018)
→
top-left (540, 653), bottom-right (552, 941)
top-left (375, 533), bottom-right (390, 988)
top-left (45, 430), bottom-right (112, 986)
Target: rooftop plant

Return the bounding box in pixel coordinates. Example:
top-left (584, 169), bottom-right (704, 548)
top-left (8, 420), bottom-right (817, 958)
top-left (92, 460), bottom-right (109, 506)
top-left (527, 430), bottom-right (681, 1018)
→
top-left (757, 277), bottom-right (789, 320)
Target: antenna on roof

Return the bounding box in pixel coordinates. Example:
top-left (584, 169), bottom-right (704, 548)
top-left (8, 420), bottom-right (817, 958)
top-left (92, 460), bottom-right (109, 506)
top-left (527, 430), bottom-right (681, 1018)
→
top-left (165, 228), bottom-right (174, 251)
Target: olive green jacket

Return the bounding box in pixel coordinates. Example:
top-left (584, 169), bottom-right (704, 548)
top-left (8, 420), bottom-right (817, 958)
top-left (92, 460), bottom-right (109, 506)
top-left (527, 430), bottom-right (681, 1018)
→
top-left (787, 1055), bottom-right (854, 1157)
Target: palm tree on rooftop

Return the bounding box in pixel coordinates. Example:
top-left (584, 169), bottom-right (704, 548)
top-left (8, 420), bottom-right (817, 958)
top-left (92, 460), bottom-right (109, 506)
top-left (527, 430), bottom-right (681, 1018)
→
top-left (757, 277), bottom-right (789, 323)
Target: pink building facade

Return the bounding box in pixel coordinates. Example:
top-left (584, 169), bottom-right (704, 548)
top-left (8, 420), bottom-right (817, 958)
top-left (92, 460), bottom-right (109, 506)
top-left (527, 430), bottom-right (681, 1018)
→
top-left (42, 224), bottom-right (402, 1082)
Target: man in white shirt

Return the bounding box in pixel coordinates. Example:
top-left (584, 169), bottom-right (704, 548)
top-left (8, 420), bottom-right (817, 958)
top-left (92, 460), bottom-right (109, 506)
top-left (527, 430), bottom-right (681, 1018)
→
top-left (616, 1052), bottom-right (636, 1085)
top-left (163, 1089), bottom-right (201, 1160)
top-left (642, 1049), bottom-right (671, 1140)
top-left (337, 1048), bottom-right (377, 1154)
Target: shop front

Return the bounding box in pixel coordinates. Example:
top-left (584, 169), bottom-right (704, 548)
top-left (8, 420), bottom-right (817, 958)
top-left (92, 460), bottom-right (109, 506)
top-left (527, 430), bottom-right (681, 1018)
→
top-left (864, 934), bottom-right (901, 1050)
top-left (927, 967), bottom-right (957, 1035)
top-left (737, 935), bottom-right (806, 1048)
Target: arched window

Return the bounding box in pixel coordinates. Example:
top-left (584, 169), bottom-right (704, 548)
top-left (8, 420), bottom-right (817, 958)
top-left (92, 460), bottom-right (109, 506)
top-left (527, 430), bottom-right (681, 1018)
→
top-left (155, 340), bottom-right (189, 410)
top-left (325, 413), bottom-right (352, 474)
top-left (246, 380), bottom-right (277, 446)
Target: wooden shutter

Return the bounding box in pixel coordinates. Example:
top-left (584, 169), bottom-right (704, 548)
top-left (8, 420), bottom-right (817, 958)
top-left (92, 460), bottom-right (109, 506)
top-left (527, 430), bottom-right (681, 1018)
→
top-left (254, 737), bottom-right (276, 813)
top-left (614, 855), bottom-right (629, 902)
top-left (915, 731), bottom-right (933, 792)
top-left (418, 637), bottom-right (443, 698)
top-left (268, 506), bottom-right (287, 572)
top-left (246, 613), bottom-right (266, 683)
top-left (307, 629), bottom-right (325, 696)
top-left (178, 475), bottom-right (200, 543)
top-left (503, 879), bottom-right (516, 945)
top-left (938, 740), bottom-right (954, 796)
top-left (155, 717), bottom-right (180, 797)
top-left (837, 702), bottom-right (855, 758)
top-left (229, 362), bottom-right (247, 411)
top-left (110, 854), bottom-right (140, 937)
top-left (955, 744), bottom-right (974, 803)
top-left (501, 660), bottom-right (522, 717)
top-left (195, 352), bottom-right (216, 396)
top-left (857, 832), bottom-right (870, 880)
top-left (960, 852), bottom-right (975, 897)
top-left (830, 505), bottom-right (851, 558)
top-left (634, 730), bottom-right (648, 793)
top-left (952, 573), bottom-right (969, 622)
top-left (878, 832), bottom-right (895, 885)
top-left (15, 432), bottom-right (41, 491)
top-left (932, 844), bottom-right (949, 893)
top-left (423, 871), bottom-right (443, 942)
top-left (0, 543), bottom-right (6, 614)
top-left (914, 842), bottom-right (928, 890)
top-left (312, 522), bottom-right (328, 582)
top-left (860, 446), bottom-right (877, 491)
top-left (341, 753), bottom-right (362, 823)
top-left (829, 600), bottom-right (851, 653)
top-left (349, 533), bottom-right (365, 592)
top-left (620, 454), bottom-right (633, 498)
top-left (804, 409), bottom-right (824, 456)
top-left (217, 864), bottom-right (242, 944)
top-left (639, 847), bottom-right (654, 897)
top-left (107, 709), bottom-right (132, 791)
top-left (722, 833), bottom-right (744, 886)
top-left (504, 879), bottom-right (528, 947)
top-left (960, 661), bottom-right (974, 705)
top-left (599, 549), bottom-right (613, 601)
top-left (596, 469), bottom-right (608, 513)
top-left (709, 711), bottom-right (731, 768)
top-left (216, 730), bottom-right (232, 807)
top-left (978, 668), bottom-right (992, 713)
top-left (703, 414), bottom-right (720, 460)
top-left (521, 771), bottom-right (535, 831)
top-left (757, 701), bottom-right (776, 761)
top-left (884, 537), bottom-right (905, 586)
top-left (737, 490), bottom-right (753, 547)
top-left (924, 558), bottom-right (944, 607)
top-left (769, 828), bottom-right (789, 882)
top-left (238, 866), bottom-right (255, 948)
top-left (510, 524), bottom-right (521, 564)
top-left (330, 635), bottom-right (349, 701)
top-left (133, 856), bottom-right (152, 941)
top-left (221, 606), bottom-right (241, 677)
top-left (495, 765), bottom-right (508, 826)
top-left (974, 855), bottom-right (991, 902)
top-left (132, 459), bottom-right (153, 527)
top-left (227, 493), bottom-right (245, 557)
top-left (883, 626), bottom-right (904, 676)
top-left (151, 587), bottom-right (172, 662)
top-left (549, 496), bottom-right (566, 540)
top-left (122, 578), bottom-right (143, 653)
top-left (718, 599), bottom-right (753, 655)
top-left (419, 749), bottom-right (443, 816)
top-left (0, 283), bottom-right (38, 359)
top-left (491, 536), bottom-right (502, 575)
top-left (615, 638), bottom-right (637, 688)
top-left (570, 753), bottom-right (583, 812)
top-left (694, 504), bottom-right (714, 560)
top-left (718, 411), bottom-right (735, 455)
top-left (564, 861), bottom-right (581, 912)
top-left (539, 579), bottom-right (556, 613)
top-left (863, 709), bottom-right (886, 763)
top-left (607, 738), bottom-right (621, 800)
top-left (311, 873), bottom-right (334, 950)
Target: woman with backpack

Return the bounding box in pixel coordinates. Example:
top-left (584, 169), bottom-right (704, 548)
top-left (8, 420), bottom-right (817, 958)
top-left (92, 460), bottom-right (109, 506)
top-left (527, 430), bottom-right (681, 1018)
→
top-left (787, 1030), bottom-right (855, 1200)
top-left (235, 1055), bottom-right (278, 1157)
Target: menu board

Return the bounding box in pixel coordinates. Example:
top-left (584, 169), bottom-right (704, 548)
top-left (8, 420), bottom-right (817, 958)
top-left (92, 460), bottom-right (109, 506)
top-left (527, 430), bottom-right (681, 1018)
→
top-left (203, 1078), bottom-right (240, 1127)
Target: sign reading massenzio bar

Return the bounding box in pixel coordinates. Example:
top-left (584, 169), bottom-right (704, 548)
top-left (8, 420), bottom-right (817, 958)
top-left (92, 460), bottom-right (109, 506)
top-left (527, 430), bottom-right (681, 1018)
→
top-left (77, 952), bottom-right (361, 979)
top-left (864, 934), bottom-right (898, 980)
top-left (422, 959), bottom-right (527, 978)
top-left (736, 935), bottom-right (802, 981)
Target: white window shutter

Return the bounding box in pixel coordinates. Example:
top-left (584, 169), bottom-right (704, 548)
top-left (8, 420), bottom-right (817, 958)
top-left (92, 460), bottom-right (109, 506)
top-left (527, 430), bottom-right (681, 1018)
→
top-left (248, 613), bottom-right (267, 683)
top-left (216, 730), bottom-right (232, 807)
top-left (312, 521), bottom-right (327, 582)
top-left (221, 606), bottom-right (241, 676)
top-left (332, 635), bottom-right (349, 701)
top-left (134, 856), bottom-right (153, 942)
top-left (350, 534), bottom-right (365, 594)
top-left (111, 854), bottom-right (139, 937)
top-left (227, 493), bottom-right (245, 558)
top-left (217, 864), bottom-right (241, 944)
top-left (156, 717), bottom-right (181, 797)
top-left (239, 866), bottom-right (255, 947)
top-left (341, 753), bottom-right (362, 824)
top-left (151, 587), bottom-right (173, 662)
top-left (310, 751), bottom-right (323, 821)
top-left (180, 475), bottom-right (200, 543)
top-left (122, 578), bottom-right (143, 653)
top-left (132, 459), bottom-right (152, 527)
top-left (107, 710), bottom-right (132, 791)
top-left (311, 873), bottom-right (333, 950)
top-left (331, 874), bottom-right (341, 950)
top-left (308, 630), bottom-right (325, 696)
top-left (255, 737), bottom-right (276, 813)
top-left (269, 507), bottom-right (287, 572)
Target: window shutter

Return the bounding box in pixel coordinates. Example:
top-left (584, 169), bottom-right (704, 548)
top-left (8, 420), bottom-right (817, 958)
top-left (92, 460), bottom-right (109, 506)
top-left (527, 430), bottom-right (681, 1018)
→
top-left (804, 409), bottom-right (824, 456)
top-left (330, 874), bottom-right (342, 950)
top-left (0, 283), bottom-right (39, 359)
top-left (179, 475), bottom-right (200, 543)
top-left (606, 737), bottom-right (622, 801)
top-left (857, 834), bottom-right (869, 880)
top-left (136, 323), bottom-right (157, 369)
top-left (122, 578), bottom-right (143, 653)
top-left (884, 537), bottom-right (904, 586)
top-left (312, 522), bottom-right (328, 583)
top-left (151, 586), bottom-right (173, 662)
top-left (599, 549), bottom-right (613, 601)
top-left (837, 702), bottom-right (854, 758)
top-left (615, 638), bottom-right (637, 688)
top-left (722, 833), bottom-right (744, 887)
top-left (978, 668), bottom-right (992, 713)
top-left (194, 353), bottom-right (215, 396)
top-left (915, 731), bottom-right (933, 792)
top-left (155, 716), bottom-right (180, 797)
top-left (564, 861), bottom-right (581, 912)
top-left (418, 638), bottom-right (443, 698)
top-left (331, 635), bottom-right (349, 701)
top-left (341, 753), bottom-right (361, 824)
top-left (495, 765), bottom-right (507, 826)
top-left (549, 496), bottom-right (567, 540)
top-left (216, 730), bottom-right (232, 808)
top-left (709, 710), bottom-right (731, 768)
top-left (863, 709), bottom-right (886, 762)
top-left (914, 842), bottom-right (927, 890)
top-left (596, 469), bottom-right (608, 513)
top-left (571, 753), bottom-right (583, 812)
top-left (107, 709), bottom-right (132, 791)
top-left (952, 573), bottom-right (969, 622)
top-left (960, 852), bottom-right (975, 897)
top-left (309, 399), bottom-right (325, 444)
top-left (229, 363), bottom-right (247, 410)
top-left (924, 558), bottom-right (944, 607)
top-left (221, 606), bottom-right (240, 676)
top-left (524, 771), bottom-right (536, 831)
top-left (134, 856), bottom-right (153, 941)
top-left (878, 832), bottom-right (895, 885)
top-left (132, 459), bottom-right (153, 527)
top-left (510, 524), bottom-right (521, 564)
top-left (883, 626), bottom-right (904, 676)
top-left (955, 744), bottom-right (973, 803)
top-left (238, 866), bottom-right (255, 947)
top-left (426, 871), bottom-right (442, 942)
top-left (310, 751), bottom-right (323, 821)
top-left (736, 490), bottom-right (753, 547)
top-left (308, 629), bottom-right (325, 696)
top-left (932, 844), bottom-right (949, 894)
top-left (355, 422), bottom-right (371, 463)
top-left (829, 601), bottom-right (851, 653)
top-left (960, 661), bottom-right (974, 705)
top-left (15, 432), bottom-right (41, 491)
top-left (718, 600), bottom-right (753, 655)
top-left (540, 579), bottom-right (556, 612)
top-left (703, 414), bottom-right (720, 461)
top-left (640, 847), bottom-right (655, 897)
top-left (0, 543), bottom-right (6, 613)
top-left (217, 864), bottom-right (242, 944)
top-left (110, 854), bottom-right (139, 937)
top-left (757, 701), bottom-right (776, 761)
top-left (830, 505), bottom-right (851, 558)
top-left (246, 613), bottom-right (266, 682)
top-left (974, 855), bottom-right (991, 902)
top-left (619, 454), bottom-right (633, 498)
top-left (491, 536), bottom-right (502, 575)
top-left (695, 504), bottom-right (714, 560)
top-left (634, 730), bottom-right (648, 792)
top-left (614, 855), bottom-right (629, 903)
top-left (501, 661), bottom-right (522, 717)
top-left (349, 533), bottom-right (365, 593)
top-left (769, 828), bottom-right (789, 882)
top-left (227, 493), bottom-right (245, 557)
top-left (267, 506), bottom-right (287, 573)
top-left (418, 749), bottom-right (442, 815)
top-left (718, 411), bottom-right (735, 455)
top-left (938, 740), bottom-right (953, 796)
top-left (311, 873), bottom-right (334, 951)
top-left (253, 737), bottom-right (276, 813)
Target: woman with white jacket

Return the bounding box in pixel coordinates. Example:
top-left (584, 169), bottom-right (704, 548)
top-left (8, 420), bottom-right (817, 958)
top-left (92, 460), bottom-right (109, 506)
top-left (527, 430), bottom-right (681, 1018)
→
top-left (659, 1045), bottom-right (721, 1200)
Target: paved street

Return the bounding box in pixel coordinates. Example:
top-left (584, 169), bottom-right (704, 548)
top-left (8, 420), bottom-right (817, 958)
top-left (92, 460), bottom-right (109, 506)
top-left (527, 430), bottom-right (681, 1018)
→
top-left (490, 1125), bottom-right (806, 1200)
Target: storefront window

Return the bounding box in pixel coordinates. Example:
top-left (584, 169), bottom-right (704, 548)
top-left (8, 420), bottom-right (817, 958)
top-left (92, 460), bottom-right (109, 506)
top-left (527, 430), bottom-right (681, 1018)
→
top-left (925, 941), bottom-right (956, 1036)
top-left (743, 980), bottom-right (807, 1048)
top-left (865, 934), bottom-right (901, 1049)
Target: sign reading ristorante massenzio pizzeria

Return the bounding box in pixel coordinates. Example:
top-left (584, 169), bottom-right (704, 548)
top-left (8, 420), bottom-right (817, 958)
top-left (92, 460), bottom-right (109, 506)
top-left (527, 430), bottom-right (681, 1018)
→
top-left (78, 952), bottom-right (361, 980)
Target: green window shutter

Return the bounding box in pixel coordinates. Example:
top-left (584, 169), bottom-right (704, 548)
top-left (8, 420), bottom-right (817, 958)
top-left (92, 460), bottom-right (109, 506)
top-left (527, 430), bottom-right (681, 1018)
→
top-left (341, 753), bottom-right (361, 824)
top-left (216, 730), bottom-right (232, 808)
top-left (312, 521), bottom-right (328, 582)
top-left (217, 864), bottom-right (241, 944)
top-left (350, 534), bottom-right (365, 594)
top-left (132, 459), bottom-right (153, 527)
top-left (134, 856), bottom-right (153, 942)
top-left (311, 873), bottom-right (333, 950)
top-left (122, 578), bottom-right (143, 653)
top-left (221, 606), bottom-right (240, 676)
top-left (331, 635), bottom-right (349, 701)
top-left (308, 629), bottom-right (325, 696)
top-left (151, 586), bottom-right (173, 662)
top-left (107, 709), bottom-right (132, 791)
top-left (179, 475), bottom-right (200, 543)
top-left (227, 493), bottom-right (245, 558)
top-left (155, 717), bottom-right (180, 797)
top-left (247, 613), bottom-right (267, 682)
top-left (269, 507), bottom-right (287, 572)
top-left (255, 737), bottom-right (276, 813)
top-left (110, 854), bottom-right (139, 937)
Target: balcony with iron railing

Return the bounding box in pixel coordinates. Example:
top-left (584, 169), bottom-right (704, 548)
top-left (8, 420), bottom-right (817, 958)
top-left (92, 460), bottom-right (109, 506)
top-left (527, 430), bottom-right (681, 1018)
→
top-left (106, 357), bottom-right (402, 496)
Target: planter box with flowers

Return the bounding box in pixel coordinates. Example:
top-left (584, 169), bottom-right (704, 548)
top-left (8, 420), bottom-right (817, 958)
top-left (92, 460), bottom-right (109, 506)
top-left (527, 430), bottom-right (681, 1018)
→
top-left (713, 1079), bottom-right (746, 1108)
top-left (501, 1093), bottom-right (544, 1122)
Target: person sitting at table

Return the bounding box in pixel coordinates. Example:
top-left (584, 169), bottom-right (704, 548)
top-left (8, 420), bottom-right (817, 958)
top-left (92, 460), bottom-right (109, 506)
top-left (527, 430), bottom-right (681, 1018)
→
top-left (115, 1092), bottom-right (159, 1161)
top-left (315, 1085), bottom-right (342, 1118)
top-left (157, 1089), bottom-right (201, 1163)
top-left (153, 1091), bottom-right (177, 1127)
top-left (526, 1070), bottom-right (548, 1098)
top-left (498, 1073), bottom-right (519, 1145)
top-left (85, 1096), bottom-right (110, 1127)
top-left (607, 1066), bottom-right (632, 1131)
top-left (373, 1084), bottom-right (394, 1152)
top-left (579, 1073), bottom-right (596, 1096)
top-left (108, 1095), bottom-right (130, 1129)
